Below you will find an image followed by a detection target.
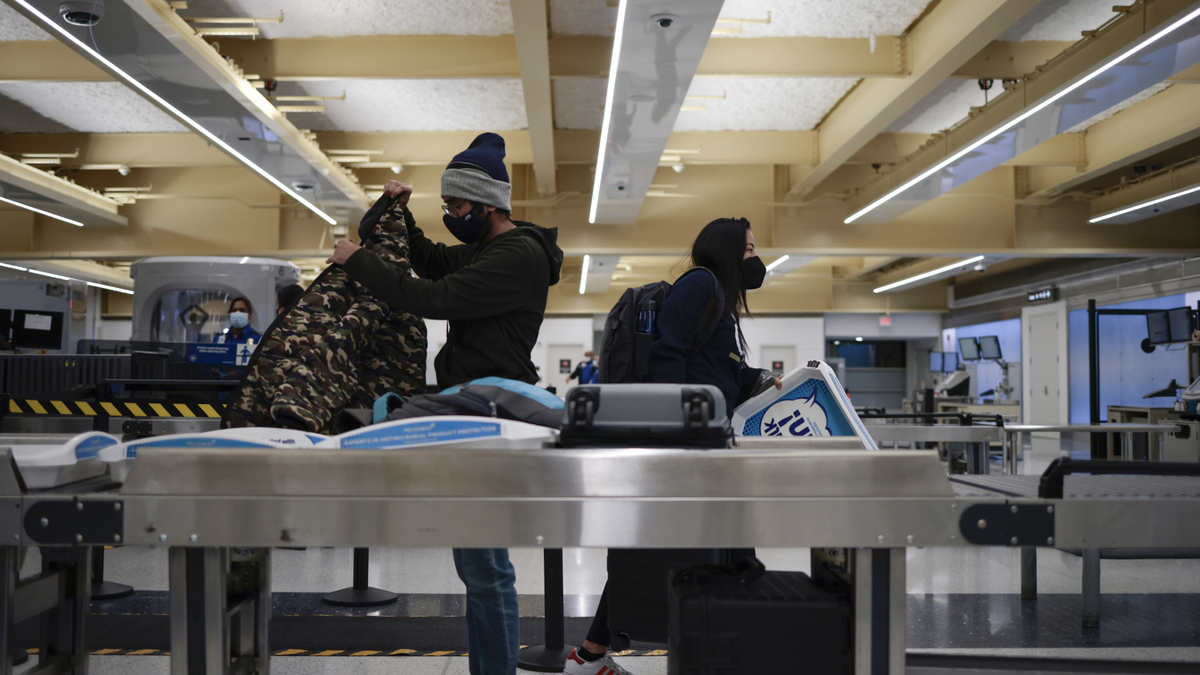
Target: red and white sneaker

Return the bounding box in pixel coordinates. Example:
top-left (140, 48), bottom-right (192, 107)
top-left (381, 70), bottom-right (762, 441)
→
top-left (563, 647), bottom-right (635, 675)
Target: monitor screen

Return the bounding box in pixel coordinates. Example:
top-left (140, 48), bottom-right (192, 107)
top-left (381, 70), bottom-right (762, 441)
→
top-left (979, 335), bottom-right (1002, 360)
top-left (958, 337), bottom-right (981, 361)
top-left (12, 310), bottom-right (64, 350)
top-left (1146, 311), bottom-right (1170, 345)
top-left (930, 352), bottom-right (944, 372)
top-left (943, 352), bottom-right (959, 372)
top-left (1167, 307), bottom-right (1194, 343)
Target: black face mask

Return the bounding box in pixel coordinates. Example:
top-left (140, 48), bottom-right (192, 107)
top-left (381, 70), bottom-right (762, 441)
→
top-left (742, 256), bottom-right (767, 290)
top-left (443, 205), bottom-right (491, 244)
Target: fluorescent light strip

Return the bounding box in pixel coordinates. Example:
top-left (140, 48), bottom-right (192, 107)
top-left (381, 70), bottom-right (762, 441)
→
top-left (579, 254), bottom-right (591, 294)
top-left (765, 254), bottom-right (790, 273)
top-left (2, 261), bottom-right (133, 293)
top-left (1090, 183), bottom-right (1200, 223)
top-left (0, 195), bottom-right (84, 227)
top-left (87, 281), bottom-right (134, 295)
top-left (13, 0), bottom-right (337, 226)
top-left (25, 268), bottom-right (72, 281)
top-left (588, 0), bottom-right (630, 224)
top-left (845, 5), bottom-right (1200, 225)
top-left (873, 256), bottom-right (984, 294)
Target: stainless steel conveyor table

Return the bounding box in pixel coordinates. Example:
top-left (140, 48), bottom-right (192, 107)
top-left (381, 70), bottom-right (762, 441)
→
top-left (1, 443), bottom-right (1198, 675)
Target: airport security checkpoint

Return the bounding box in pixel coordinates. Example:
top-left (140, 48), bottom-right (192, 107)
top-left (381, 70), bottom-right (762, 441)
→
top-left (2, 1), bottom-right (1200, 675)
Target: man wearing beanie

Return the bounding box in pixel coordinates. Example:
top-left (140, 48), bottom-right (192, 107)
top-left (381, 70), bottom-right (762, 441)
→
top-left (329, 132), bottom-right (563, 675)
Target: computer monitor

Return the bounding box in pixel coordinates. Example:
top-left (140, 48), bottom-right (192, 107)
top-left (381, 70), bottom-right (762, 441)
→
top-left (1167, 307), bottom-right (1195, 343)
top-left (979, 335), bottom-right (1002, 360)
top-left (929, 352), bottom-right (943, 373)
top-left (1146, 311), bottom-right (1170, 345)
top-left (958, 337), bottom-right (981, 361)
top-left (11, 310), bottom-right (64, 350)
top-left (942, 352), bottom-right (959, 372)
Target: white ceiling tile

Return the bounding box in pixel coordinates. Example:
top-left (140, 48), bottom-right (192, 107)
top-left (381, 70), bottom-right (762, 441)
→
top-left (274, 80), bottom-right (527, 132)
top-left (178, 0), bottom-right (514, 38)
top-left (552, 78), bottom-right (606, 130)
top-left (0, 82), bottom-right (188, 133)
top-left (998, 0), bottom-right (1119, 42)
top-left (0, 3), bottom-right (53, 41)
top-left (885, 79), bottom-right (986, 134)
top-left (550, 0), bottom-right (934, 38)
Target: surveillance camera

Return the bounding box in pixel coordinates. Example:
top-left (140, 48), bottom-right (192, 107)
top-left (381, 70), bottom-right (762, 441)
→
top-left (651, 13), bottom-right (678, 28)
top-left (974, 262), bottom-right (987, 274)
top-left (117, 165), bottom-right (131, 176)
top-left (59, 1), bottom-right (104, 27)
top-left (291, 181), bottom-right (315, 192)
top-left (672, 163), bottom-right (684, 173)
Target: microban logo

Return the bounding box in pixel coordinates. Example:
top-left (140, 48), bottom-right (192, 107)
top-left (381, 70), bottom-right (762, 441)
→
top-left (759, 393), bottom-right (832, 437)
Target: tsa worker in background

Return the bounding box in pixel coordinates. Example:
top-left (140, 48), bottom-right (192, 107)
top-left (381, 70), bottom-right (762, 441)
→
top-left (214, 296), bottom-right (261, 345)
top-left (568, 350), bottom-right (599, 384)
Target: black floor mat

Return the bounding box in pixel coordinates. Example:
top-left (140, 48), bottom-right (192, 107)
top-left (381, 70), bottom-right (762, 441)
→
top-left (13, 614), bottom-right (601, 653)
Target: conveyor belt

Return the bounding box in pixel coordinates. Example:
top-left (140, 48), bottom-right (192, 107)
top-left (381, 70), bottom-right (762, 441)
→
top-left (951, 475), bottom-right (1200, 499)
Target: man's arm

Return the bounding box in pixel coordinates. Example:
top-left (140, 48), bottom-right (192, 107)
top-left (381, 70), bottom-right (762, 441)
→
top-left (343, 237), bottom-right (540, 321)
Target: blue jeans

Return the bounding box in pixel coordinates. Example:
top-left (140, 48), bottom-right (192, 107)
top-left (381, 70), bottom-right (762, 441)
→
top-left (454, 548), bottom-right (520, 675)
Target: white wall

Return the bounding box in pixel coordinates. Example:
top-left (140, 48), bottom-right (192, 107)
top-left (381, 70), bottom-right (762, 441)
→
top-left (95, 319), bottom-right (133, 342)
top-left (824, 313), bottom-right (942, 339)
top-left (740, 316), bottom-right (826, 369)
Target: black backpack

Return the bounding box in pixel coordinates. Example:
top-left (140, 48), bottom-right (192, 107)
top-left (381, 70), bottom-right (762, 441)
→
top-left (597, 268), bottom-right (724, 383)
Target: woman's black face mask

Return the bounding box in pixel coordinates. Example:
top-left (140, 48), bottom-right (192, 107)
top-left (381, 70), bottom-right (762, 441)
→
top-left (742, 256), bottom-right (767, 290)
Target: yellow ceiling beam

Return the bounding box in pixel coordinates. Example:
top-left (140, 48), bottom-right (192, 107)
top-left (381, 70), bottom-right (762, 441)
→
top-left (950, 41), bottom-right (1074, 80)
top-left (0, 151), bottom-right (123, 220)
top-left (1089, 157), bottom-right (1200, 219)
top-left (510, 0), bottom-right (556, 196)
top-left (1027, 83), bottom-right (1200, 199)
top-left (0, 133), bottom-right (236, 168)
top-left (787, 0), bottom-right (1042, 200)
top-left (845, 1), bottom-right (1200, 217)
top-left (1004, 132), bottom-right (1086, 167)
top-left (0, 40), bottom-right (111, 82)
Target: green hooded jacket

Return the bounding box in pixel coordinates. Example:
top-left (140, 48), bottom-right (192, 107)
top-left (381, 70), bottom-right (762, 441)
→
top-left (344, 208), bottom-right (564, 388)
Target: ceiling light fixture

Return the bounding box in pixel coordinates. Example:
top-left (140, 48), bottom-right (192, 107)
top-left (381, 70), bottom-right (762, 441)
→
top-left (873, 256), bottom-right (984, 294)
top-left (588, 0), bottom-right (630, 224)
top-left (12, 0), bottom-right (337, 226)
top-left (0, 195), bottom-right (84, 227)
top-left (86, 281), bottom-right (133, 295)
top-left (1089, 182), bottom-right (1200, 223)
top-left (844, 5), bottom-right (1200, 225)
top-left (25, 268), bottom-right (72, 281)
top-left (764, 255), bottom-right (791, 273)
top-left (579, 254), bottom-right (591, 295)
top-left (0, 261), bottom-right (134, 293)
top-left (0, 262), bottom-right (28, 272)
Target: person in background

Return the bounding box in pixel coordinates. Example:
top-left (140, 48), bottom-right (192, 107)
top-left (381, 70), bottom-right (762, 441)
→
top-left (214, 296), bottom-right (260, 345)
top-left (276, 283), bottom-right (305, 316)
top-left (564, 217), bottom-right (781, 675)
top-left (568, 350), bottom-right (599, 385)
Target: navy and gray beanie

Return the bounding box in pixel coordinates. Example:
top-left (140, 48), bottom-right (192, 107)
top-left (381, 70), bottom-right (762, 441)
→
top-left (441, 132), bottom-right (512, 211)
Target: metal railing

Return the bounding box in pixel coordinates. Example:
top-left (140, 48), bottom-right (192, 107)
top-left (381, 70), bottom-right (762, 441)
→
top-left (1001, 424), bottom-right (1184, 475)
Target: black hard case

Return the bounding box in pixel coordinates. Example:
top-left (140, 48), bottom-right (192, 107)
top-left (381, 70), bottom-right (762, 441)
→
top-left (667, 562), bottom-right (852, 675)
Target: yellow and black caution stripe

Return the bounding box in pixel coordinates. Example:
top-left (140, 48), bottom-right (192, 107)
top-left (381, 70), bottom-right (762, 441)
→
top-left (79, 647), bottom-right (668, 658)
top-left (6, 399), bottom-right (225, 418)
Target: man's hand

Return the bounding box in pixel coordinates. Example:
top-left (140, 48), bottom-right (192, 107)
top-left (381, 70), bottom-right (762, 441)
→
top-left (382, 180), bottom-right (413, 208)
top-left (326, 239), bottom-right (361, 266)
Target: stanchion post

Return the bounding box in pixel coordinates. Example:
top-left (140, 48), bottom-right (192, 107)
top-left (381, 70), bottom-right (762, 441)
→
top-left (518, 548), bottom-right (571, 672)
top-left (322, 548), bottom-right (398, 607)
top-left (91, 546), bottom-right (133, 600)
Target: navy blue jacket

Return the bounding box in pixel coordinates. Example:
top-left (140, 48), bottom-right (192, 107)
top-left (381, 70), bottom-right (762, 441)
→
top-left (647, 271), bottom-right (743, 417)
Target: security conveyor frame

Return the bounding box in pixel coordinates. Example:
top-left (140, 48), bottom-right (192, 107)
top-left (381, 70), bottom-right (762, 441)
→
top-left (0, 444), bottom-right (1198, 675)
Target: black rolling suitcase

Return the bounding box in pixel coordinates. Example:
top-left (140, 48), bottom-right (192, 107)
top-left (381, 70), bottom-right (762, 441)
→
top-left (668, 557), bottom-right (852, 675)
top-left (606, 548), bottom-right (739, 645)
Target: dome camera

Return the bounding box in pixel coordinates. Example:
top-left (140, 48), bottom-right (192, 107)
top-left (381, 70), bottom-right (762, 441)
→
top-left (651, 13), bottom-right (678, 28)
top-left (59, 1), bottom-right (105, 27)
top-left (973, 262), bottom-right (987, 274)
top-left (291, 180), bottom-right (316, 192)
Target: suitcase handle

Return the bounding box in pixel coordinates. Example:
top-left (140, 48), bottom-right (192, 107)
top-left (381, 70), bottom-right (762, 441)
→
top-left (565, 387), bottom-right (598, 429)
top-left (673, 555), bottom-right (766, 586)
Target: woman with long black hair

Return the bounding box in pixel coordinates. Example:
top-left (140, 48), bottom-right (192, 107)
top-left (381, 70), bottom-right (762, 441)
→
top-left (564, 217), bottom-right (780, 675)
